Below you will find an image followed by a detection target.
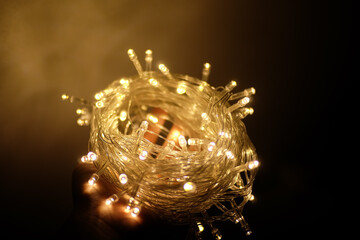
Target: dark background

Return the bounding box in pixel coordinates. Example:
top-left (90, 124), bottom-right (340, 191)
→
top-left (0, 0), bottom-right (353, 239)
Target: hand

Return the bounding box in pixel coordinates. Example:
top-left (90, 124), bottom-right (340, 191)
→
top-left (58, 163), bottom-right (188, 240)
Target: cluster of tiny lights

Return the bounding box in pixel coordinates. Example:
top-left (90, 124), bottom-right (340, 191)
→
top-left (62, 49), bottom-right (259, 239)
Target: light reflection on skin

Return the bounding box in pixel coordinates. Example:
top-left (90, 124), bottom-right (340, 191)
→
top-left (78, 165), bottom-right (143, 228)
top-left (98, 201), bottom-right (142, 226)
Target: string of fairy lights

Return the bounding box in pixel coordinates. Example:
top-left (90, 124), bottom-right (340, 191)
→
top-left (62, 49), bottom-right (259, 239)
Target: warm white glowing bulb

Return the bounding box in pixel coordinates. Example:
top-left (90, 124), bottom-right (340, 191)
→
top-left (225, 150), bottom-right (235, 159)
top-left (201, 112), bottom-right (209, 120)
top-left (119, 173), bottom-right (128, 184)
top-left (105, 194), bottom-right (119, 205)
top-left (119, 78), bottom-right (130, 88)
top-left (88, 173), bottom-right (99, 186)
top-left (199, 82), bottom-right (206, 91)
top-left (208, 142), bottom-right (216, 152)
top-left (240, 97), bottom-right (250, 106)
top-left (61, 94), bottom-right (69, 100)
top-left (187, 138), bottom-right (199, 146)
top-left (158, 64), bottom-right (167, 72)
top-left (76, 108), bottom-right (83, 115)
top-left (158, 63), bottom-right (173, 80)
top-left (147, 114), bottom-right (159, 123)
top-left (95, 101), bottom-right (104, 108)
top-left (127, 49), bottom-right (136, 60)
top-left (184, 182), bottom-right (196, 192)
top-left (120, 111), bottom-right (127, 121)
top-left (179, 135), bottom-right (187, 151)
top-left (249, 194), bottom-right (255, 201)
top-left (224, 80), bottom-right (237, 92)
top-left (87, 151), bottom-right (97, 161)
top-left (197, 222), bottom-right (205, 232)
top-left (94, 92), bottom-right (104, 100)
top-left (177, 83), bottom-right (186, 94)
top-left (247, 160), bottom-right (259, 170)
top-left (81, 155), bottom-right (88, 163)
top-left (77, 119), bottom-right (85, 126)
top-left (145, 49), bottom-right (153, 71)
top-left (139, 120), bottom-right (149, 131)
top-left (202, 63), bottom-right (211, 82)
top-left (149, 78), bottom-right (158, 86)
top-left (145, 49), bottom-right (152, 58)
top-left (131, 207), bottom-right (140, 217)
top-left (249, 87), bottom-right (256, 95)
top-left (139, 150), bottom-right (148, 160)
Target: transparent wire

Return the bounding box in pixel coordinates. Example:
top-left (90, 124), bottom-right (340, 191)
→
top-left (87, 71), bottom-right (258, 226)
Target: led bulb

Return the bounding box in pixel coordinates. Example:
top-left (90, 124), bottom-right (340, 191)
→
top-left (127, 49), bottom-right (144, 77)
top-left (236, 107), bottom-right (254, 119)
top-left (249, 87), bottom-right (256, 95)
top-left (119, 173), bottom-right (128, 184)
top-left (158, 64), bottom-right (173, 80)
top-left (119, 78), bottom-right (129, 88)
top-left (88, 173), bottom-right (99, 186)
top-left (77, 118), bottom-right (85, 126)
top-left (120, 111), bottom-right (127, 121)
top-left (81, 155), bottom-right (88, 163)
top-left (145, 49), bottom-right (152, 60)
top-left (202, 63), bottom-right (211, 82)
top-left (184, 182), bottom-right (196, 192)
top-left (61, 94), bottom-right (69, 100)
top-left (149, 78), bottom-right (158, 86)
top-left (199, 82), bottom-right (206, 91)
top-left (87, 151), bottom-right (97, 161)
top-left (127, 49), bottom-right (136, 60)
top-left (230, 87), bottom-right (256, 101)
top-left (225, 150), bottom-right (235, 159)
top-left (95, 101), bottom-right (104, 108)
top-left (187, 138), bottom-right (196, 145)
top-left (225, 80), bottom-right (237, 92)
top-left (131, 207), bottom-right (140, 217)
top-left (147, 114), bottom-right (158, 123)
top-left (226, 97), bottom-right (251, 114)
top-left (145, 49), bottom-right (153, 71)
top-left (247, 160), bottom-right (259, 170)
top-left (211, 228), bottom-right (222, 240)
top-left (105, 194), bottom-right (119, 205)
top-left (139, 120), bottom-right (149, 131)
top-left (94, 92), bottom-right (104, 100)
top-left (76, 108), bottom-right (83, 115)
top-left (248, 108), bottom-right (254, 115)
top-left (179, 135), bottom-right (187, 151)
top-left (201, 112), bottom-right (210, 121)
top-left (208, 142), bottom-right (216, 152)
top-left (158, 64), bottom-right (167, 73)
top-left (177, 83), bottom-right (186, 94)
top-left (197, 222), bottom-right (204, 233)
top-left (139, 150), bottom-right (148, 160)
top-left (249, 194), bottom-right (255, 201)
top-left (239, 97), bottom-right (250, 106)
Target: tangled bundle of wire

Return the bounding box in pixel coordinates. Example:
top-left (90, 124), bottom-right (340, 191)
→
top-left (64, 49), bottom-right (259, 239)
